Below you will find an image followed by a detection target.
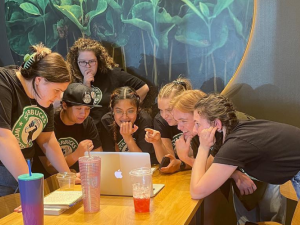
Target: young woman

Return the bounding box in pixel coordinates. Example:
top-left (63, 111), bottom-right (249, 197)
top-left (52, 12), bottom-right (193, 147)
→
top-left (191, 94), bottom-right (300, 200)
top-left (32, 83), bottom-right (102, 177)
top-left (0, 44), bottom-right (72, 196)
top-left (101, 86), bottom-right (157, 164)
top-left (67, 38), bottom-right (149, 150)
top-left (145, 78), bottom-right (194, 173)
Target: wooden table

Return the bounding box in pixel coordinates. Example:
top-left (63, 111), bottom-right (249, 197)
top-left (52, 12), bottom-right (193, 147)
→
top-left (0, 169), bottom-right (202, 225)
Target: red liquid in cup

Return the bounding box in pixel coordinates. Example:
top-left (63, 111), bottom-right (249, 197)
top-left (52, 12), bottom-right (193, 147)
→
top-left (133, 197), bottom-right (150, 213)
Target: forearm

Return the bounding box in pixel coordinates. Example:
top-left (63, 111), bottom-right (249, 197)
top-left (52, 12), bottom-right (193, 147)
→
top-left (190, 147), bottom-right (210, 197)
top-left (124, 136), bottom-right (142, 152)
top-left (0, 132), bottom-right (28, 180)
top-left (152, 139), bottom-right (173, 163)
top-left (39, 136), bottom-right (70, 172)
top-left (65, 151), bottom-right (80, 167)
top-left (38, 156), bottom-right (58, 175)
top-left (136, 84), bottom-right (149, 102)
top-left (179, 155), bottom-right (194, 167)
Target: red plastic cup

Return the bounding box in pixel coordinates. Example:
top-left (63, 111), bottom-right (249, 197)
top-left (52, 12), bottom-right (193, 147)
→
top-left (129, 167), bottom-right (152, 213)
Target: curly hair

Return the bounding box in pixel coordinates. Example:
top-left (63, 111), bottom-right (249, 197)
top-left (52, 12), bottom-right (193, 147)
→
top-left (170, 90), bottom-right (207, 113)
top-left (194, 94), bottom-right (239, 136)
top-left (158, 76), bottom-right (192, 99)
top-left (110, 86), bottom-right (140, 142)
top-left (67, 38), bottom-right (118, 82)
top-left (20, 43), bottom-right (71, 97)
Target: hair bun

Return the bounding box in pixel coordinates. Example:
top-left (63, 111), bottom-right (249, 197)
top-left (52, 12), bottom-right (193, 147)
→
top-left (30, 43), bottom-right (52, 63)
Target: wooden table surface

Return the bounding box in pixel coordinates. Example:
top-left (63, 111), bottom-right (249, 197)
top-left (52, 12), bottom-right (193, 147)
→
top-left (0, 169), bottom-right (202, 225)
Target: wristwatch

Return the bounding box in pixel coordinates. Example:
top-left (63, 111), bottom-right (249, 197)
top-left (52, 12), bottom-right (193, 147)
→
top-left (180, 160), bottom-right (186, 171)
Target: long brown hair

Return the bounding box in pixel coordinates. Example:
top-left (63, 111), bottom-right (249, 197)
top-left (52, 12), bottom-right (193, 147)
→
top-left (110, 86), bottom-right (140, 142)
top-left (20, 43), bottom-right (70, 97)
top-left (67, 38), bottom-right (118, 82)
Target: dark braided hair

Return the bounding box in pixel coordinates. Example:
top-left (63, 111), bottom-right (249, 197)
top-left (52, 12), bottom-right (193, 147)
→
top-left (110, 86), bottom-right (140, 142)
top-left (194, 94), bottom-right (239, 137)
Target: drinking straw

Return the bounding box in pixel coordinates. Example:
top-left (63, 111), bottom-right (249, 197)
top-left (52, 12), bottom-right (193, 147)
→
top-left (27, 159), bottom-right (32, 176)
top-left (87, 144), bottom-right (91, 158)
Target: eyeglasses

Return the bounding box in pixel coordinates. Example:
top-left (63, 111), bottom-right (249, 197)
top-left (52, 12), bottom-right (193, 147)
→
top-left (78, 60), bottom-right (97, 67)
top-left (114, 109), bottom-right (136, 117)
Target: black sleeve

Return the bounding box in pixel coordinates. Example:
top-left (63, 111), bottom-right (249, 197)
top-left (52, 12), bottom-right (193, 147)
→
top-left (118, 69), bottom-right (146, 91)
top-left (191, 136), bottom-right (200, 158)
top-left (84, 116), bottom-right (102, 148)
top-left (0, 72), bottom-right (13, 130)
top-left (100, 112), bottom-right (115, 151)
top-left (40, 104), bottom-right (54, 132)
top-left (153, 114), bottom-right (172, 139)
top-left (134, 111), bottom-right (154, 154)
top-left (101, 112), bottom-right (113, 134)
top-left (213, 138), bottom-right (261, 168)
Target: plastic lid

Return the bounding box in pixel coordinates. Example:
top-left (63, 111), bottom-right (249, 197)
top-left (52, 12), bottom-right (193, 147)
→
top-left (78, 155), bottom-right (101, 162)
top-left (56, 172), bottom-right (76, 179)
top-left (18, 173), bottom-right (44, 181)
top-left (129, 167), bottom-right (152, 176)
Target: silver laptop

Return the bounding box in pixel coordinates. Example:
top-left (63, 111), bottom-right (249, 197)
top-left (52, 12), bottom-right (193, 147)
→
top-left (86, 152), bottom-right (164, 197)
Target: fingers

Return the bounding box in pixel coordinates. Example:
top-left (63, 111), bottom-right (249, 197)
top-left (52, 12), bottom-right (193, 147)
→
top-left (185, 136), bottom-right (192, 144)
top-left (145, 128), bottom-right (154, 133)
top-left (165, 154), bottom-right (175, 160)
top-left (120, 122), bottom-right (137, 135)
top-left (145, 128), bottom-right (159, 143)
top-left (14, 205), bottom-right (22, 213)
top-left (133, 124), bottom-right (138, 133)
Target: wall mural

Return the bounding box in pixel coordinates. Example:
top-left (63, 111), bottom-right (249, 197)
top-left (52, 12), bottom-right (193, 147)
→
top-left (5, 0), bottom-right (254, 93)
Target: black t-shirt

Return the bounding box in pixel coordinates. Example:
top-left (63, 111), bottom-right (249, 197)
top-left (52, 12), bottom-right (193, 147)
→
top-left (90, 68), bottom-right (146, 125)
top-left (32, 111), bottom-right (101, 174)
top-left (153, 113), bottom-right (199, 158)
top-left (0, 67), bottom-right (54, 159)
top-left (214, 120), bottom-right (300, 184)
top-left (101, 110), bottom-right (157, 163)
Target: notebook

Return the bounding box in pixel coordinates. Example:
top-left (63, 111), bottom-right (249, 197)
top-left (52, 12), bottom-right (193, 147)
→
top-left (87, 152), bottom-right (164, 197)
top-left (44, 190), bottom-right (82, 207)
top-left (44, 190), bottom-right (82, 215)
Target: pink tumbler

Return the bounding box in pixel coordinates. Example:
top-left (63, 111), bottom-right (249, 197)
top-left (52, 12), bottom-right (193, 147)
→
top-left (79, 156), bottom-right (101, 213)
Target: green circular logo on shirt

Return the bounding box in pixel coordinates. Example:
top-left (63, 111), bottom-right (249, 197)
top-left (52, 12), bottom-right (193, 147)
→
top-left (172, 133), bottom-right (182, 148)
top-left (58, 137), bottom-right (78, 156)
top-left (117, 138), bottom-right (136, 152)
top-left (91, 86), bottom-right (102, 105)
top-left (12, 106), bottom-right (48, 149)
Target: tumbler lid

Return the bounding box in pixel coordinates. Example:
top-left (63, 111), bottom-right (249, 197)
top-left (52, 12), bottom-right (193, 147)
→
top-left (18, 173), bottom-right (44, 181)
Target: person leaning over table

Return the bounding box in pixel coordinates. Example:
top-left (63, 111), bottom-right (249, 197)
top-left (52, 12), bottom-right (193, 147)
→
top-left (0, 43), bottom-right (74, 197)
top-left (101, 86), bottom-right (157, 164)
top-left (190, 94), bottom-right (300, 221)
top-left (67, 38), bottom-right (149, 150)
top-left (144, 77), bottom-right (194, 170)
top-left (169, 90), bottom-right (286, 224)
top-left (32, 83), bottom-right (102, 178)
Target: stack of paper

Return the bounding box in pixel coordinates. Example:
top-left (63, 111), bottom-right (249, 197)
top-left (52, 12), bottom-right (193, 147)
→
top-left (44, 190), bottom-right (82, 215)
